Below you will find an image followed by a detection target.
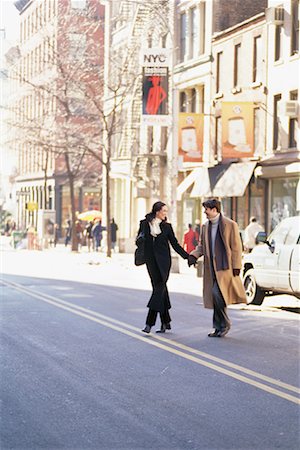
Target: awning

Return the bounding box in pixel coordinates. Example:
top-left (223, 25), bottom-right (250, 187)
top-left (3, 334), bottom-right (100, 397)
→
top-left (188, 162), bottom-right (256, 199)
top-left (212, 162), bottom-right (256, 197)
top-left (176, 168), bottom-right (204, 201)
top-left (189, 165), bottom-right (227, 198)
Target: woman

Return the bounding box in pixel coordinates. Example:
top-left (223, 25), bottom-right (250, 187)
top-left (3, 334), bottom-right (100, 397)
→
top-left (137, 201), bottom-right (189, 334)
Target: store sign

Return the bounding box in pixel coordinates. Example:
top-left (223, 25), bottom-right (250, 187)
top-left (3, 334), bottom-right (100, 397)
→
top-left (178, 113), bottom-right (204, 163)
top-left (141, 48), bottom-right (171, 126)
top-left (221, 102), bottom-right (254, 158)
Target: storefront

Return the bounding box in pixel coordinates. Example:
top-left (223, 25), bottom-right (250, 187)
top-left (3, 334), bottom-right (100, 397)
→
top-left (255, 155), bottom-right (300, 232)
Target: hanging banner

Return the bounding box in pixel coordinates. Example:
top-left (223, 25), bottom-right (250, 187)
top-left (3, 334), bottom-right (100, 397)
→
top-left (178, 113), bottom-right (204, 162)
top-left (221, 102), bottom-right (254, 158)
top-left (141, 48), bottom-right (171, 126)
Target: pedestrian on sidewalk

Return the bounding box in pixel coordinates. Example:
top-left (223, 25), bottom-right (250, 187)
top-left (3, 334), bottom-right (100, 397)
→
top-left (243, 216), bottom-right (264, 253)
top-left (138, 201), bottom-right (192, 334)
top-left (85, 221), bottom-right (94, 252)
top-left (64, 219), bottom-right (72, 247)
top-left (92, 219), bottom-right (106, 252)
top-left (188, 198), bottom-right (246, 338)
top-left (182, 223), bottom-right (197, 253)
top-left (110, 218), bottom-right (118, 252)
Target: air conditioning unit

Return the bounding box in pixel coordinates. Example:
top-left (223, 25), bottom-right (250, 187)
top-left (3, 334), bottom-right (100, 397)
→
top-left (266, 6), bottom-right (284, 25)
top-left (279, 101), bottom-right (299, 118)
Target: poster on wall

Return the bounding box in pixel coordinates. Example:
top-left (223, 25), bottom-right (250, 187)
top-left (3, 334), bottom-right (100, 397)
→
top-left (221, 102), bottom-right (254, 158)
top-left (141, 48), bottom-right (171, 126)
top-left (178, 113), bottom-right (204, 162)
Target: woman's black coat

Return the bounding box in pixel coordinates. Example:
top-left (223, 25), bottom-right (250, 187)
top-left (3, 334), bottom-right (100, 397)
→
top-left (137, 219), bottom-right (189, 312)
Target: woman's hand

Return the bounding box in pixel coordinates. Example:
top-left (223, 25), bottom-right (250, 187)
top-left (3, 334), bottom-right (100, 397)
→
top-left (188, 255), bottom-right (197, 267)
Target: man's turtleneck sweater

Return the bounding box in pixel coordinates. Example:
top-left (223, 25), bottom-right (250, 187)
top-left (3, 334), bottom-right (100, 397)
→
top-left (209, 213), bottom-right (220, 257)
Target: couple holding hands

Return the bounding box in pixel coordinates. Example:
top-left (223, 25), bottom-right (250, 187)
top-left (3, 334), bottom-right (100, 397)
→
top-left (137, 199), bottom-right (246, 338)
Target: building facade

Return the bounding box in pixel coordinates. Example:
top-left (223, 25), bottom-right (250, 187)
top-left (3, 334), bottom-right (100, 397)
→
top-left (11, 0), bottom-right (104, 232)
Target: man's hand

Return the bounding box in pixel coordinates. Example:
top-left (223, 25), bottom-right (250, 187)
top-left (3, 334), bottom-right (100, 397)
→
top-left (188, 255), bottom-right (197, 267)
top-left (233, 268), bottom-right (240, 277)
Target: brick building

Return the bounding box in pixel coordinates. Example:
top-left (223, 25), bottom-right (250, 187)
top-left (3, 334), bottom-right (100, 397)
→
top-left (12, 0), bottom-right (104, 232)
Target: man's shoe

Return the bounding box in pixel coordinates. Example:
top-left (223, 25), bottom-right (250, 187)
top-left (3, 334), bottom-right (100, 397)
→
top-left (218, 327), bottom-right (230, 337)
top-left (142, 325), bottom-right (151, 334)
top-left (156, 323), bottom-right (167, 333)
top-left (208, 329), bottom-right (220, 337)
top-left (166, 323), bottom-right (171, 330)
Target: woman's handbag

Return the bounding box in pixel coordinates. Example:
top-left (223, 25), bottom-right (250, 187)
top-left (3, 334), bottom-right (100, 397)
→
top-left (134, 225), bottom-right (146, 266)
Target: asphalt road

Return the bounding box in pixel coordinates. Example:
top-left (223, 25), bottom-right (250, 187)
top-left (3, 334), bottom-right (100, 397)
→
top-left (1, 272), bottom-right (299, 450)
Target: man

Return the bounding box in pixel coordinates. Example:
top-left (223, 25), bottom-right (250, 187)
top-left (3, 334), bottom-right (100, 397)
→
top-left (188, 198), bottom-right (246, 337)
top-left (244, 217), bottom-right (264, 253)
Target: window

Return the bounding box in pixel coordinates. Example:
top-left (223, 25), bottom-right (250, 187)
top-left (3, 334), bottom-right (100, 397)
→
top-left (147, 126), bottom-right (153, 152)
top-left (179, 13), bottom-right (186, 62)
top-left (68, 33), bottom-right (86, 60)
top-left (291, 0), bottom-right (299, 55)
top-left (273, 94), bottom-right (281, 150)
top-left (199, 1), bottom-right (206, 54)
top-left (180, 92), bottom-right (187, 112)
top-left (233, 43), bottom-right (241, 87)
top-left (275, 24), bottom-right (283, 61)
top-left (289, 90), bottom-right (298, 148)
top-left (216, 51), bottom-right (223, 93)
top-left (190, 7), bottom-right (198, 58)
top-left (161, 34), bottom-right (167, 49)
top-left (161, 127), bottom-right (168, 152)
top-left (215, 116), bottom-right (222, 160)
top-left (253, 35), bottom-right (262, 82)
top-left (270, 178), bottom-right (298, 231)
top-left (191, 88), bottom-right (196, 113)
top-left (71, 0), bottom-right (87, 9)
top-left (254, 107), bottom-right (262, 154)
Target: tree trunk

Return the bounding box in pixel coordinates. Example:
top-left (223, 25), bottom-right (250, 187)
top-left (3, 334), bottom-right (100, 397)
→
top-left (105, 161), bottom-right (111, 258)
top-left (64, 152), bottom-right (78, 252)
top-left (43, 151), bottom-right (49, 209)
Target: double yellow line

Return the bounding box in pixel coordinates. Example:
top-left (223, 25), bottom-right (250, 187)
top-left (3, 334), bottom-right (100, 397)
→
top-left (3, 279), bottom-right (300, 405)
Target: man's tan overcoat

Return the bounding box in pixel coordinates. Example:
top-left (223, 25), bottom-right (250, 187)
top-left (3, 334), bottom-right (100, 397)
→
top-left (191, 215), bottom-right (246, 309)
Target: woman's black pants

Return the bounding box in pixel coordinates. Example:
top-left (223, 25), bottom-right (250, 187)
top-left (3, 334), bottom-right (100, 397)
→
top-left (146, 308), bottom-right (171, 328)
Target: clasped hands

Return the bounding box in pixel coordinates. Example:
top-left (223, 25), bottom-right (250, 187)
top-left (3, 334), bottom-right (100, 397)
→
top-left (187, 254), bottom-right (197, 267)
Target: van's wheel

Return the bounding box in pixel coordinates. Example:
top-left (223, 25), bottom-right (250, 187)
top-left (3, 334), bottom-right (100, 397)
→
top-left (243, 268), bottom-right (265, 305)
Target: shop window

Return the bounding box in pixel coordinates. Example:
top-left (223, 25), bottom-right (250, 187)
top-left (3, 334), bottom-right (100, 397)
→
top-left (270, 178), bottom-right (298, 230)
top-left (221, 198), bottom-right (232, 219)
top-left (236, 196), bottom-right (247, 230)
top-left (250, 178), bottom-right (266, 229)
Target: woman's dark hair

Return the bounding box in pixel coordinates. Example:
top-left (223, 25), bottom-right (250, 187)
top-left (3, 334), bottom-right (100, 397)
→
top-left (145, 201), bottom-right (167, 222)
top-left (202, 198), bottom-right (221, 213)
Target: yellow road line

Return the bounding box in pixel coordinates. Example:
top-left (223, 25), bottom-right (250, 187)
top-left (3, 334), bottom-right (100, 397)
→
top-left (3, 280), bottom-right (300, 405)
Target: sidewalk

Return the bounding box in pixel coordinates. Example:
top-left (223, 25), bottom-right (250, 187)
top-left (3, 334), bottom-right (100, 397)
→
top-left (1, 236), bottom-right (299, 311)
top-left (1, 237), bottom-right (202, 296)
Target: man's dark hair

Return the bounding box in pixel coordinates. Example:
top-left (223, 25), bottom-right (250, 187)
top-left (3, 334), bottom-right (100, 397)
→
top-left (202, 198), bottom-right (221, 213)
